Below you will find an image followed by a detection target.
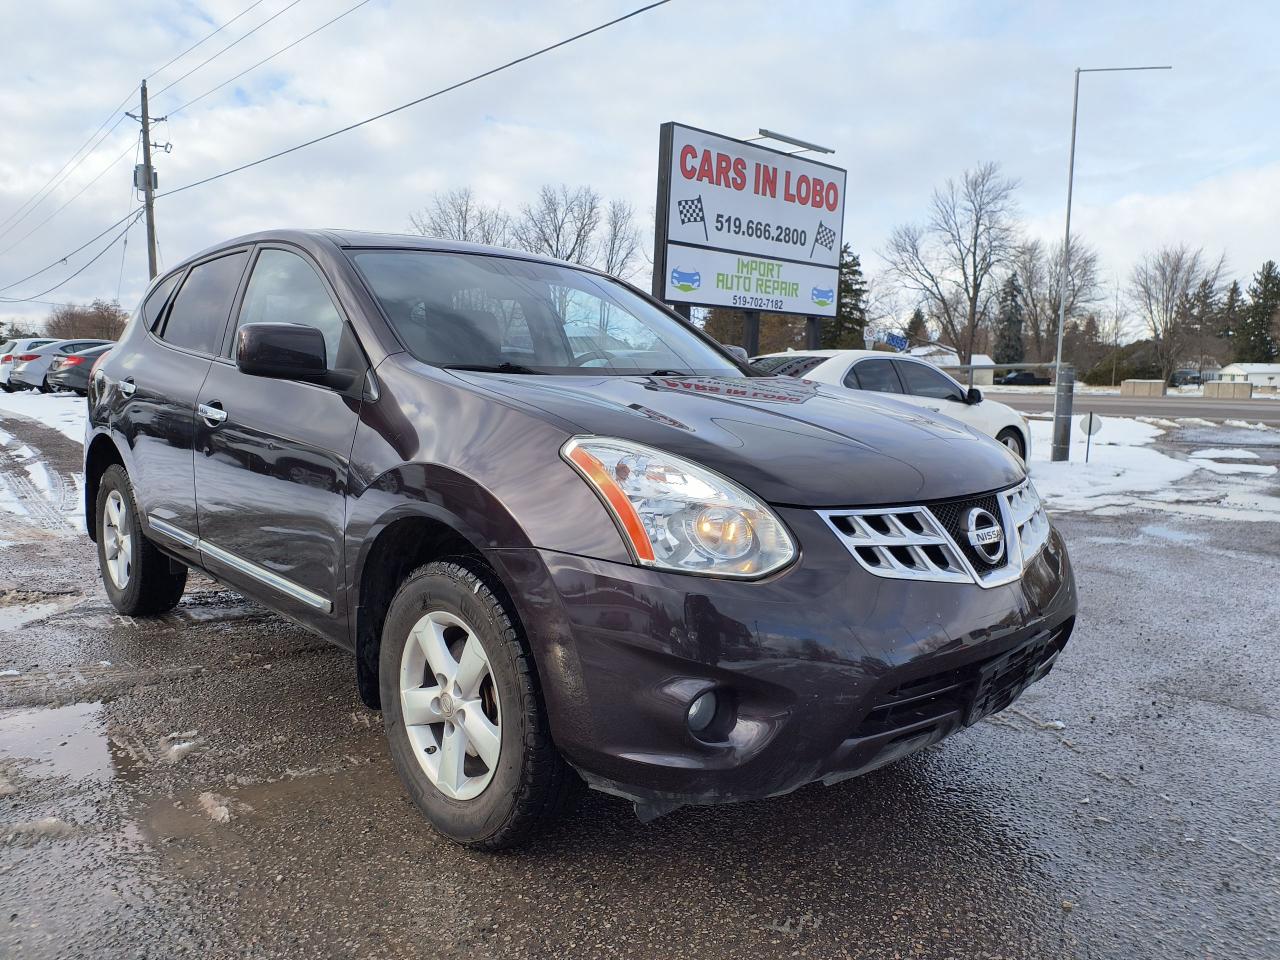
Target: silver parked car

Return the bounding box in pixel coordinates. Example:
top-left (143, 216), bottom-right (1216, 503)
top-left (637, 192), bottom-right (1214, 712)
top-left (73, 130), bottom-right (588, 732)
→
top-left (0, 338), bottom-right (58, 392)
top-left (9, 338), bottom-right (112, 392)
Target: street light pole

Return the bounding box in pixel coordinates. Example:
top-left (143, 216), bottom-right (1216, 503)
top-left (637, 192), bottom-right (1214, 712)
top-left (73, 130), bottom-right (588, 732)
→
top-left (1050, 64), bottom-right (1171, 462)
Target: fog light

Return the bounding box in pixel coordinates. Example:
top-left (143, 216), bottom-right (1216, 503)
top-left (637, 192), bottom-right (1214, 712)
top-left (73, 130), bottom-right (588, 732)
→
top-left (687, 690), bottom-right (717, 733)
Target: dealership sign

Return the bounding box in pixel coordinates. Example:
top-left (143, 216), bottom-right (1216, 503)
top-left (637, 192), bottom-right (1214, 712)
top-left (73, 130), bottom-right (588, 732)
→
top-left (652, 122), bottom-right (847, 317)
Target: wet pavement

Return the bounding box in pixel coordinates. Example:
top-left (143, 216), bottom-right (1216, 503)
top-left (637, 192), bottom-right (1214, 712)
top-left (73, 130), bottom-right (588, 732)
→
top-left (1, 410), bottom-right (1278, 959)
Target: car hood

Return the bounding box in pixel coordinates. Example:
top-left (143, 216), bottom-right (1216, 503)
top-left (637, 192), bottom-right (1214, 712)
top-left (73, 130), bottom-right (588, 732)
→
top-left (443, 371), bottom-right (1025, 507)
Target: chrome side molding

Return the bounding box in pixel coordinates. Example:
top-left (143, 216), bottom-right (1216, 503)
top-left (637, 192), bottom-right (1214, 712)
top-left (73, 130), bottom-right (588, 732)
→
top-left (146, 514), bottom-right (332, 613)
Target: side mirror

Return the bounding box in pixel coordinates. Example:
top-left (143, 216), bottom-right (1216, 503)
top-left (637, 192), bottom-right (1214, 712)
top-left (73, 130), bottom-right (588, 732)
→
top-left (237, 323), bottom-right (327, 382)
top-left (966, 387), bottom-right (983, 404)
top-left (723, 345), bottom-right (750, 364)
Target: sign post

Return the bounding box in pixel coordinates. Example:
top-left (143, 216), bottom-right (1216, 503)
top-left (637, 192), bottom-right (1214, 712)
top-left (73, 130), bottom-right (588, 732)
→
top-left (652, 122), bottom-right (847, 334)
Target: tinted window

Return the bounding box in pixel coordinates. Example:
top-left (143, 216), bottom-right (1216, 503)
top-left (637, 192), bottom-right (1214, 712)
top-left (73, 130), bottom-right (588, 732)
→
top-left (848, 358), bottom-right (902, 393)
top-left (237, 250), bottom-right (346, 367)
top-left (160, 252), bottom-right (247, 354)
top-left (895, 360), bottom-right (963, 400)
top-left (0, 341), bottom-right (13, 354)
top-left (143, 273), bottom-right (181, 331)
top-left (353, 251), bottom-right (737, 376)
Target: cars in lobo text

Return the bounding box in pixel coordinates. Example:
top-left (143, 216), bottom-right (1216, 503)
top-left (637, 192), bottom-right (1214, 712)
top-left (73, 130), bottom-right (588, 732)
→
top-left (752, 349), bottom-right (1032, 459)
top-left (85, 230), bottom-right (1076, 849)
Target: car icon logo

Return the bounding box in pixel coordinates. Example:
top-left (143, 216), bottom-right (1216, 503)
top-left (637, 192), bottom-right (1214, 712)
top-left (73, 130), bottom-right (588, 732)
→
top-left (965, 507), bottom-right (1006, 564)
top-left (811, 287), bottom-right (834, 306)
top-left (671, 268), bottom-right (701, 292)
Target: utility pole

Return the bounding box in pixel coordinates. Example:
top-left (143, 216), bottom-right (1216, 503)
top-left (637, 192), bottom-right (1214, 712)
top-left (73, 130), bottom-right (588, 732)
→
top-left (139, 79), bottom-right (158, 280)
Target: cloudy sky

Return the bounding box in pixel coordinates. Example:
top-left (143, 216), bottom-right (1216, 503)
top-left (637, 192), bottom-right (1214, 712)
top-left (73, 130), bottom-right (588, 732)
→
top-left (1, 0), bottom-right (1277, 331)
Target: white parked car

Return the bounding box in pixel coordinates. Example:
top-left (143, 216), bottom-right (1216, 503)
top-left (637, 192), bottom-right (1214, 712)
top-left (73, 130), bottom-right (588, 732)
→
top-left (0, 337), bottom-right (58, 392)
top-left (751, 349), bottom-right (1031, 459)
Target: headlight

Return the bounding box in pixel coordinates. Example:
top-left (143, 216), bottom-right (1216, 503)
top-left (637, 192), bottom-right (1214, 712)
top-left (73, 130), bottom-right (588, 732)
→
top-left (561, 436), bottom-right (796, 578)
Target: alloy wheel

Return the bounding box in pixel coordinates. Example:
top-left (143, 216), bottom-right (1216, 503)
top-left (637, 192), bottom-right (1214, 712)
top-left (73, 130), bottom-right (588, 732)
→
top-left (102, 489), bottom-right (133, 589)
top-left (399, 610), bottom-right (501, 801)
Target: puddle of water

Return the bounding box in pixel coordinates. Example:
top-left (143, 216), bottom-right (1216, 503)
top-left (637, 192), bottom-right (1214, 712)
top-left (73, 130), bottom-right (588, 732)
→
top-left (0, 701), bottom-right (113, 782)
top-left (1140, 524), bottom-right (1205, 544)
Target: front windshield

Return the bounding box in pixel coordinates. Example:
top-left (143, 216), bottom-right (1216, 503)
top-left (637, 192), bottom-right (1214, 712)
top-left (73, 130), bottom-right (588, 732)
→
top-left (352, 250), bottom-right (740, 376)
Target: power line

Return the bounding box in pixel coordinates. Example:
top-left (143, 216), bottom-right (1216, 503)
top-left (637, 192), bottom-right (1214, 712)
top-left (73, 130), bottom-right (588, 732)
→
top-left (0, 207), bottom-right (141, 294)
top-left (147, 0), bottom-right (272, 81)
top-left (0, 1), bottom-right (673, 301)
top-left (0, 139), bottom-right (137, 257)
top-left (0, 112), bottom-right (132, 242)
top-left (167, 0), bottom-right (375, 117)
top-left (0, 0), bottom-right (275, 236)
top-left (0, 211), bottom-right (143, 304)
top-left (152, 0), bottom-right (309, 100)
top-left (157, 0), bottom-right (673, 202)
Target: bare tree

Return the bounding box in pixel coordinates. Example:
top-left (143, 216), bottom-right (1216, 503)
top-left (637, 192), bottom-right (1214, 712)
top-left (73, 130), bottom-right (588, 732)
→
top-left (409, 187), bottom-right (510, 245)
top-left (45, 299), bottom-right (129, 340)
top-left (883, 162), bottom-right (1020, 363)
top-left (1012, 235), bottom-right (1100, 362)
top-left (511, 184), bottom-right (601, 266)
top-left (1128, 245), bottom-right (1224, 379)
top-left (599, 199), bottom-right (640, 280)
top-left (1096, 280), bottom-right (1130, 386)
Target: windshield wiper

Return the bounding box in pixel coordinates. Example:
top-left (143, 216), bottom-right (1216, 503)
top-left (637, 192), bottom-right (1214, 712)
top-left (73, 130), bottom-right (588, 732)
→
top-left (644, 369), bottom-right (696, 377)
top-left (441, 362), bottom-right (546, 375)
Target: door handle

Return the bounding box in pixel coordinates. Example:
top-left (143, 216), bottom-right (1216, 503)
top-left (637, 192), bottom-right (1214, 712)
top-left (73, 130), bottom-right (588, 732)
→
top-left (118, 377), bottom-right (136, 397)
top-left (198, 402), bottom-right (228, 427)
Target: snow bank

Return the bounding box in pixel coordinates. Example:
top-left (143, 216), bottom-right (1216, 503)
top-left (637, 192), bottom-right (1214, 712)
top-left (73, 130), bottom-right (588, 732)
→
top-left (0, 391), bottom-right (87, 443)
top-left (1028, 415), bottom-right (1278, 516)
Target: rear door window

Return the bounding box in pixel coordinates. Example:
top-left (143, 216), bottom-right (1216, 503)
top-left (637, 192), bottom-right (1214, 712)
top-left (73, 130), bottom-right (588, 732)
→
top-left (894, 360), bottom-right (963, 400)
top-left (159, 252), bottom-right (248, 355)
top-left (847, 358), bottom-right (903, 393)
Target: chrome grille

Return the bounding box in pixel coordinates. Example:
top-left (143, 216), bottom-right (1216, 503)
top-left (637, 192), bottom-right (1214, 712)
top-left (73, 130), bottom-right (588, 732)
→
top-left (820, 479), bottom-right (1050, 589)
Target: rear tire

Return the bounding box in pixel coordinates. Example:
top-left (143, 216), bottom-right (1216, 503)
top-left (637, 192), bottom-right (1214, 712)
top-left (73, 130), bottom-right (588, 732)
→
top-left (37, 377), bottom-right (51, 394)
top-left (379, 559), bottom-right (574, 850)
top-left (95, 465), bottom-right (187, 615)
top-left (997, 427), bottom-right (1026, 460)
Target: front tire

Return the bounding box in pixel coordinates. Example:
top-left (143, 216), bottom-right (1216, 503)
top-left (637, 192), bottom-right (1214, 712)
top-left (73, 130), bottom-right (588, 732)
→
top-left (997, 427), bottom-right (1026, 460)
top-left (379, 559), bottom-right (573, 850)
top-left (95, 465), bottom-right (187, 615)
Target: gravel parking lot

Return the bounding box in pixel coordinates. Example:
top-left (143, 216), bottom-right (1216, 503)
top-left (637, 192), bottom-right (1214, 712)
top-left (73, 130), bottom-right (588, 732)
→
top-left (2, 401), bottom-right (1278, 960)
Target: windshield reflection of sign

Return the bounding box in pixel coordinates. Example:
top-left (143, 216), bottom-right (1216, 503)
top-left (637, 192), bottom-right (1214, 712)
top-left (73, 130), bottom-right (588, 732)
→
top-left (647, 376), bottom-right (817, 404)
top-left (626, 403), bottom-right (691, 431)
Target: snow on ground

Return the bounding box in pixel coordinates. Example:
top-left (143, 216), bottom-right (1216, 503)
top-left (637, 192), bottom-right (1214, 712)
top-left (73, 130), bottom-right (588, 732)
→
top-left (1027, 416), bottom-right (1279, 519)
top-left (0, 391), bottom-right (87, 443)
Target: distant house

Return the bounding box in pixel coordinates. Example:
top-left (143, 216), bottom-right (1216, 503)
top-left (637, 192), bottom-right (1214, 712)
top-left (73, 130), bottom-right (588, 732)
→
top-left (907, 344), bottom-right (996, 386)
top-left (1219, 363), bottom-right (1280, 387)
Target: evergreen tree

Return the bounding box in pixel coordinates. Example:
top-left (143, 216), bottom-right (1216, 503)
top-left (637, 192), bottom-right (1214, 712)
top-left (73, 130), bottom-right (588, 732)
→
top-left (904, 307), bottom-right (928, 346)
top-left (1218, 280), bottom-right (1243, 343)
top-left (1236, 261), bottom-right (1280, 362)
top-left (992, 274), bottom-right (1025, 364)
top-left (819, 245), bottom-right (868, 349)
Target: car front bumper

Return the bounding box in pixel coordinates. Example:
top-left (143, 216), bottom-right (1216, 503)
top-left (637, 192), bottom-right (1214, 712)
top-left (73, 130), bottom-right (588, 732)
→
top-left (500, 507), bottom-right (1077, 814)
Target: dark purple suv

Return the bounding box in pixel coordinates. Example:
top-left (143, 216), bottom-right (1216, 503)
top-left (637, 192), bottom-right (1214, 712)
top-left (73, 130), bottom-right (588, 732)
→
top-left (85, 230), bottom-right (1075, 848)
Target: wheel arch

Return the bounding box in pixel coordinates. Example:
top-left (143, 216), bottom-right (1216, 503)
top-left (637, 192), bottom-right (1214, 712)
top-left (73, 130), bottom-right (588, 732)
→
top-left (84, 431), bottom-right (126, 542)
top-left (350, 497), bottom-right (530, 711)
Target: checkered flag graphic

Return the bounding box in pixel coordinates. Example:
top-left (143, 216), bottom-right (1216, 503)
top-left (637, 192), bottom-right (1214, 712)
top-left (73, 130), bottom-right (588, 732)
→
top-left (676, 195), bottom-right (709, 241)
top-left (811, 220), bottom-right (837, 258)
